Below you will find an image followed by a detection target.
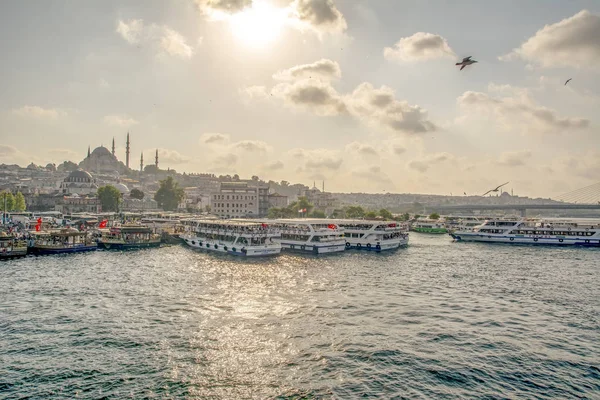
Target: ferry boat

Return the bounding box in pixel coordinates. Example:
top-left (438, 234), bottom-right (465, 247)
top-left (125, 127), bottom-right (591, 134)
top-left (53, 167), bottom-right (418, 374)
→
top-left (29, 228), bottom-right (97, 255)
top-left (450, 218), bottom-right (600, 246)
top-left (97, 224), bottom-right (161, 250)
top-left (411, 219), bottom-right (447, 234)
top-left (181, 220), bottom-right (281, 257)
top-left (0, 232), bottom-right (28, 260)
top-left (445, 216), bottom-right (484, 232)
top-left (269, 219), bottom-right (346, 254)
top-left (330, 220), bottom-right (409, 251)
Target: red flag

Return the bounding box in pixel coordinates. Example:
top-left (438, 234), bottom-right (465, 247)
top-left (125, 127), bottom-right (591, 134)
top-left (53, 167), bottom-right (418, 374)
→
top-left (388, 223), bottom-right (397, 227)
top-left (35, 224), bottom-right (41, 232)
top-left (328, 224), bottom-right (336, 230)
top-left (261, 223), bottom-right (268, 228)
top-left (37, 217), bottom-right (42, 224)
top-left (99, 220), bottom-right (107, 228)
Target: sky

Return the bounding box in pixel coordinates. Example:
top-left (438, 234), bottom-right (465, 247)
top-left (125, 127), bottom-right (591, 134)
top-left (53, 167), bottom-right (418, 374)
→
top-left (1, 0), bottom-right (599, 198)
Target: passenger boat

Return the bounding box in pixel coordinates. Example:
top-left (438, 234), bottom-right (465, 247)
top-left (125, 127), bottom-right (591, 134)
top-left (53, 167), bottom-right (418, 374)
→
top-left (269, 219), bottom-right (346, 254)
top-left (181, 220), bottom-right (281, 257)
top-left (330, 219), bottom-right (409, 251)
top-left (411, 219), bottom-right (447, 234)
top-left (0, 232), bottom-right (28, 260)
top-left (445, 216), bottom-right (484, 232)
top-left (29, 228), bottom-right (97, 255)
top-left (97, 224), bottom-right (161, 250)
top-left (450, 218), bottom-right (600, 246)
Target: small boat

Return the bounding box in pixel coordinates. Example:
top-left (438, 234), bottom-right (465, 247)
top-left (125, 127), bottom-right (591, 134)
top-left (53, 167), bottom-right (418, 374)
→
top-left (411, 219), bottom-right (448, 234)
top-left (330, 219), bottom-right (409, 251)
top-left (450, 217), bottom-right (600, 246)
top-left (97, 224), bottom-right (162, 250)
top-left (181, 219), bottom-right (281, 257)
top-left (29, 228), bottom-right (97, 255)
top-left (269, 219), bottom-right (346, 254)
top-left (0, 232), bottom-right (28, 260)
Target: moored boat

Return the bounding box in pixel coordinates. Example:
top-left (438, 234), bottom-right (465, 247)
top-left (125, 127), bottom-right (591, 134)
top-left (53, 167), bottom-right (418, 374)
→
top-left (0, 232), bottom-right (28, 260)
top-left (330, 219), bottom-right (409, 251)
top-left (29, 228), bottom-right (97, 255)
top-left (269, 219), bottom-right (346, 254)
top-left (411, 219), bottom-right (447, 234)
top-left (450, 218), bottom-right (600, 246)
top-left (97, 224), bottom-right (161, 250)
top-left (181, 220), bottom-right (281, 257)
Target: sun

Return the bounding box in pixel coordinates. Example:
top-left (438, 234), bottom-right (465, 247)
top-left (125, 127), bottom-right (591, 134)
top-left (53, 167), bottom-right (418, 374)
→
top-left (229, 1), bottom-right (288, 49)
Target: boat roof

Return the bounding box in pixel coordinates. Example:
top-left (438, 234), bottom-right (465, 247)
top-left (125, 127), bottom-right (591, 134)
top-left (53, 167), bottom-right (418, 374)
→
top-left (30, 229), bottom-right (86, 237)
top-left (327, 219), bottom-right (398, 225)
top-left (193, 219), bottom-right (269, 227)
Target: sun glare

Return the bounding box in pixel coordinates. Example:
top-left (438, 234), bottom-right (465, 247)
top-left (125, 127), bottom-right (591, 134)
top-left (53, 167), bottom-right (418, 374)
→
top-left (230, 1), bottom-right (287, 49)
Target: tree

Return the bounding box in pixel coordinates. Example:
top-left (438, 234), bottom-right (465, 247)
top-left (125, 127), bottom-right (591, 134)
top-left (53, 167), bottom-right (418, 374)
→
top-left (280, 180), bottom-right (289, 187)
top-left (0, 191), bottom-right (15, 211)
top-left (130, 188), bottom-right (145, 200)
top-left (311, 210), bottom-right (326, 218)
top-left (14, 192), bottom-right (26, 211)
top-left (290, 196), bottom-right (314, 215)
top-left (204, 205), bottom-right (211, 213)
top-left (345, 206), bottom-right (365, 218)
top-left (57, 161), bottom-right (78, 172)
top-left (332, 208), bottom-right (346, 218)
top-left (233, 174), bottom-right (240, 181)
top-left (251, 175), bottom-right (259, 181)
top-left (429, 213), bottom-right (440, 220)
top-left (154, 176), bottom-right (184, 211)
top-left (268, 207), bottom-right (284, 219)
top-left (398, 213), bottom-right (410, 221)
top-left (379, 209), bottom-right (393, 219)
top-left (365, 211), bottom-right (377, 219)
top-left (97, 185), bottom-right (121, 212)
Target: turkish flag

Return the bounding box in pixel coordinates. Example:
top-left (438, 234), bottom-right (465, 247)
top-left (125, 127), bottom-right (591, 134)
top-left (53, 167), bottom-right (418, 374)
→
top-left (37, 217), bottom-right (42, 224)
top-left (35, 224), bottom-right (41, 231)
top-left (99, 220), bottom-right (108, 228)
top-left (328, 224), bottom-right (336, 230)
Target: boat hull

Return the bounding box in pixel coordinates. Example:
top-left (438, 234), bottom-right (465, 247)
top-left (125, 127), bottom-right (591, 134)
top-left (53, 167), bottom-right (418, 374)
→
top-left (29, 245), bottom-right (98, 255)
top-left (98, 241), bottom-right (161, 250)
top-left (280, 241), bottom-right (346, 254)
top-left (0, 248), bottom-right (28, 260)
top-left (451, 233), bottom-right (600, 247)
top-left (344, 237), bottom-right (408, 252)
top-left (183, 236), bottom-right (280, 257)
top-left (412, 227), bottom-right (447, 234)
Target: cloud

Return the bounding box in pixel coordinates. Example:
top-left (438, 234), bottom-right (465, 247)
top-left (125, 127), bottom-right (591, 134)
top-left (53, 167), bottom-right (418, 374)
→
top-left (116, 19), bottom-right (144, 44)
top-left (497, 150), bottom-right (532, 167)
top-left (151, 148), bottom-right (191, 165)
top-left (291, 0), bottom-right (347, 33)
top-left (214, 153), bottom-right (239, 168)
top-left (289, 148), bottom-right (343, 170)
top-left (353, 166), bottom-right (393, 184)
top-left (408, 152), bottom-right (456, 173)
top-left (231, 140), bottom-right (271, 153)
top-left (346, 83), bottom-right (436, 134)
top-left (200, 132), bottom-right (230, 144)
top-left (345, 141), bottom-right (378, 157)
top-left (12, 105), bottom-right (65, 119)
top-left (103, 114), bottom-right (139, 127)
top-left (384, 32), bottom-right (455, 62)
top-left (194, 0), bottom-right (252, 15)
top-left (558, 151), bottom-right (600, 180)
top-left (392, 144), bottom-right (406, 156)
top-left (116, 19), bottom-right (193, 60)
top-left (0, 144), bottom-right (18, 157)
top-left (272, 78), bottom-right (347, 116)
top-left (273, 58), bottom-right (341, 81)
top-left (500, 10), bottom-right (600, 69)
top-left (457, 89), bottom-right (590, 133)
top-left (264, 160), bottom-right (284, 170)
top-left (160, 27), bottom-right (194, 59)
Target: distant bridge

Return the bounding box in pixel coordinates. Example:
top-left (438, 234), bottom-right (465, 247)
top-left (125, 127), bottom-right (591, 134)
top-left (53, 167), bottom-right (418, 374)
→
top-left (427, 203), bottom-right (600, 217)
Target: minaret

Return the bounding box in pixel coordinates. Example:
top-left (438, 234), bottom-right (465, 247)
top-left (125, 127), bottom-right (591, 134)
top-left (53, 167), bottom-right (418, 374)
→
top-left (140, 152), bottom-right (144, 172)
top-left (125, 132), bottom-right (130, 169)
top-left (112, 137), bottom-right (115, 156)
top-left (155, 149), bottom-right (159, 169)
top-left (87, 146), bottom-right (91, 158)
top-left (322, 180), bottom-right (325, 192)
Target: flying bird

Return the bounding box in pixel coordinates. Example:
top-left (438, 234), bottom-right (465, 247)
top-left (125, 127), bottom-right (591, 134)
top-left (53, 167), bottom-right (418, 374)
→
top-left (482, 182), bottom-right (509, 197)
top-left (564, 78), bottom-right (572, 85)
top-left (456, 56), bottom-right (478, 71)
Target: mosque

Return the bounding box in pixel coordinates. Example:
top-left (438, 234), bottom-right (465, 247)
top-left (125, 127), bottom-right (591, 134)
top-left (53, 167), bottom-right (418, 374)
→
top-left (78, 133), bottom-right (159, 175)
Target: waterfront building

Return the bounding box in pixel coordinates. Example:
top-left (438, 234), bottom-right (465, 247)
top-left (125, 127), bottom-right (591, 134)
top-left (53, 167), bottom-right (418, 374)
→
top-left (55, 195), bottom-right (102, 214)
top-left (268, 192), bottom-right (288, 208)
top-left (211, 182), bottom-right (259, 218)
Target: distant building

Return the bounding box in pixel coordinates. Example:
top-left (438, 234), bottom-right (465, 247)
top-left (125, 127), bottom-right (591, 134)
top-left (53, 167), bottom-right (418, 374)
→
top-left (303, 185), bottom-right (339, 216)
top-left (24, 192), bottom-right (62, 212)
top-left (268, 192), bottom-right (288, 208)
top-left (211, 182), bottom-right (259, 218)
top-left (55, 195), bottom-right (102, 214)
top-left (59, 169), bottom-right (98, 196)
top-left (79, 145), bottom-right (129, 174)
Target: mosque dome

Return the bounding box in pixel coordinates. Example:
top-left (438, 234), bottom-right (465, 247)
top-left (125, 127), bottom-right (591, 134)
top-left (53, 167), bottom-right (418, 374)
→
top-left (65, 169), bottom-right (93, 183)
top-left (114, 183), bottom-right (130, 194)
top-left (91, 146), bottom-right (112, 157)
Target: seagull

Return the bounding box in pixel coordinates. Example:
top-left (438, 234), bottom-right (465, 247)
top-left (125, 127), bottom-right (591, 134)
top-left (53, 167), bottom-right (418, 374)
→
top-left (456, 56), bottom-right (478, 71)
top-left (482, 182), bottom-right (509, 196)
top-left (564, 78), bottom-right (572, 86)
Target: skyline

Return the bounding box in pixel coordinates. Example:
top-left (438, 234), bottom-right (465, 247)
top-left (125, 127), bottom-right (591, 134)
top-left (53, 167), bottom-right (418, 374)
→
top-left (1, 0), bottom-right (599, 198)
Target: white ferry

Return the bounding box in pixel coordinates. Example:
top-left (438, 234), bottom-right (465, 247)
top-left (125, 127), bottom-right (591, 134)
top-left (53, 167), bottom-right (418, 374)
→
top-left (182, 220), bottom-right (281, 256)
top-left (445, 216), bottom-right (484, 232)
top-left (330, 220), bottom-right (409, 251)
top-left (269, 219), bottom-right (346, 254)
top-left (450, 218), bottom-right (600, 246)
